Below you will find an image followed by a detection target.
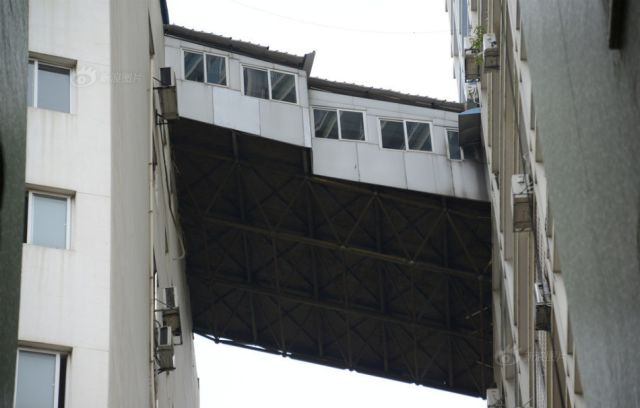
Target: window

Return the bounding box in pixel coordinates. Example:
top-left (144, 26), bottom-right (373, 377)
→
top-left (26, 191), bottom-right (71, 249)
top-left (28, 60), bottom-right (71, 113)
top-left (313, 108), bottom-right (365, 141)
top-left (380, 119), bottom-right (432, 152)
top-left (183, 50), bottom-right (227, 86)
top-left (14, 349), bottom-right (67, 408)
top-left (447, 129), bottom-right (463, 160)
top-left (243, 66), bottom-right (297, 104)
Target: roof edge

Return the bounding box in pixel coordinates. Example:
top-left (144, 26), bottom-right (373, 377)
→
top-left (164, 24), bottom-right (315, 73)
top-left (308, 77), bottom-right (465, 113)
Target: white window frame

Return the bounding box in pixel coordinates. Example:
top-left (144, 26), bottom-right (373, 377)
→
top-left (181, 48), bottom-right (229, 87)
top-left (445, 128), bottom-right (464, 161)
top-left (241, 65), bottom-right (299, 105)
top-left (312, 107), bottom-right (367, 142)
top-left (14, 348), bottom-right (67, 408)
top-left (28, 59), bottom-right (73, 113)
top-left (26, 190), bottom-right (72, 250)
top-left (378, 118), bottom-right (434, 153)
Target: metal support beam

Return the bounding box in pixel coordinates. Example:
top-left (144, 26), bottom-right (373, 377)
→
top-left (197, 215), bottom-right (489, 283)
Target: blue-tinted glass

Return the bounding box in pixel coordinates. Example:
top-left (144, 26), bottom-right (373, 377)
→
top-left (206, 54), bottom-right (226, 85)
top-left (15, 351), bottom-right (57, 408)
top-left (37, 64), bottom-right (70, 112)
top-left (243, 67), bottom-right (269, 99)
top-left (407, 121), bottom-right (432, 151)
top-left (32, 194), bottom-right (68, 249)
top-left (313, 109), bottom-right (339, 139)
top-left (184, 51), bottom-right (204, 82)
top-left (380, 120), bottom-right (405, 149)
top-left (339, 111), bottom-right (365, 140)
top-left (270, 71), bottom-right (296, 103)
top-left (448, 130), bottom-right (462, 160)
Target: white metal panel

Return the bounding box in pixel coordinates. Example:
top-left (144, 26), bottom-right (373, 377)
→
top-left (430, 126), bottom-right (449, 155)
top-left (356, 143), bottom-right (407, 189)
top-left (432, 155), bottom-right (455, 196)
top-left (228, 59), bottom-right (241, 91)
top-left (177, 79), bottom-right (214, 124)
top-left (311, 138), bottom-right (359, 181)
top-left (212, 86), bottom-right (260, 134)
top-left (365, 115), bottom-right (380, 145)
top-left (302, 107), bottom-right (312, 148)
top-left (404, 152), bottom-right (439, 193)
top-left (259, 100), bottom-right (305, 146)
top-left (164, 46), bottom-right (181, 79)
top-left (451, 159), bottom-right (489, 200)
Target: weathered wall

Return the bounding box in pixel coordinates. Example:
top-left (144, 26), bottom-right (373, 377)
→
top-left (520, 0), bottom-right (640, 406)
top-left (0, 0), bottom-right (27, 406)
top-left (22, 0), bottom-right (113, 406)
top-left (108, 0), bottom-right (155, 405)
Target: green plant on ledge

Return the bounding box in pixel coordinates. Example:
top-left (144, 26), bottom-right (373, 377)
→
top-left (470, 25), bottom-right (486, 65)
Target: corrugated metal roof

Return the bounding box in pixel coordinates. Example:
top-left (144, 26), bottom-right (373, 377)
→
top-left (164, 25), bottom-right (463, 113)
top-left (164, 24), bottom-right (316, 74)
top-left (308, 77), bottom-right (464, 113)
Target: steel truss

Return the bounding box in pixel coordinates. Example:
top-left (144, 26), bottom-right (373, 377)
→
top-left (170, 119), bottom-right (493, 397)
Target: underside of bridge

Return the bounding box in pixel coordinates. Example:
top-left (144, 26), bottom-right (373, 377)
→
top-left (169, 118), bottom-right (493, 398)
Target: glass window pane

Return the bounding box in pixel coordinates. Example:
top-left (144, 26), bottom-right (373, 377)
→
top-left (206, 54), bottom-right (226, 85)
top-left (339, 111), bottom-right (365, 141)
top-left (407, 121), bottom-right (432, 151)
top-left (447, 130), bottom-right (462, 160)
top-left (313, 109), bottom-right (339, 139)
top-left (270, 71), bottom-right (296, 103)
top-left (243, 67), bottom-right (269, 99)
top-left (37, 64), bottom-right (70, 113)
top-left (184, 51), bottom-right (204, 82)
top-left (15, 350), bottom-right (57, 408)
top-left (462, 144), bottom-right (479, 161)
top-left (28, 61), bottom-right (35, 107)
top-left (32, 194), bottom-right (68, 249)
top-left (380, 120), bottom-right (405, 149)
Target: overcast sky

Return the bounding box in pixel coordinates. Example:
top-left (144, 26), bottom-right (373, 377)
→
top-left (166, 1), bottom-right (481, 406)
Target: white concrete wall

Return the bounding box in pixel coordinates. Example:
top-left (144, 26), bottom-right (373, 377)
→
top-left (21, 1), bottom-right (199, 407)
top-left (164, 36), bottom-right (311, 147)
top-left (21, 0), bottom-right (112, 407)
top-left (309, 90), bottom-right (488, 201)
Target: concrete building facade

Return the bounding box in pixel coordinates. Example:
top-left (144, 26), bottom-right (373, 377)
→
top-left (448, 0), bottom-right (640, 407)
top-left (15, 0), bottom-right (199, 407)
top-left (13, 4), bottom-right (493, 404)
top-left (447, 0), bottom-right (585, 406)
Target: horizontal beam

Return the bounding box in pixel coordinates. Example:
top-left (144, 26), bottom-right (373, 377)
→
top-left (172, 143), bottom-right (490, 220)
top-left (198, 334), bottom-right (484, 398)
top-left (197, 274), bottom-right (488, 342)
top-left (196, 214), bottom-right (490, 283)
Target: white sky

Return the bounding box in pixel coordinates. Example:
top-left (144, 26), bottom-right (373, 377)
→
top-left (166, 1), bottom-right (481, 406)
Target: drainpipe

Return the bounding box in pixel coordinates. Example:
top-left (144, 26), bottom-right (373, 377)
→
top-left (148, 60), bottom-right (157, 408)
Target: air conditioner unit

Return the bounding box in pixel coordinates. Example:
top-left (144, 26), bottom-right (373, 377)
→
top-left (534, 282), bottom-right (551, 331)
top-left (483, 33), bottom-right (499, 70)
top-left (511, 174), bottom-right (532, 232)
top-left (487, 388), bottom-right (503, 407)
top-left (157, 67), bottom-right (178, 120)
top-left (464, 51), bottom-right (481, 82)
top-left (162, 287), bottom-right (181, 336)
top-left (156, 326), bottom-right (175, 371)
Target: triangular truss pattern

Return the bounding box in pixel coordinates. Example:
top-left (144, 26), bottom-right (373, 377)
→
top-left (171, 119), bottom-right (493, 398)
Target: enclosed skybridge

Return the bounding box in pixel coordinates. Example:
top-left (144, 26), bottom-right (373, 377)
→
top-left (165, 25), bottom-right (493, 398)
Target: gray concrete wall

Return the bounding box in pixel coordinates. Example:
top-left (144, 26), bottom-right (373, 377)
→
top-left (0, 0), bottom-right (27, 406)
top-left (520, 1), bottom-right (640, 406)
top-left (108, 0), bottom-right (155, 405)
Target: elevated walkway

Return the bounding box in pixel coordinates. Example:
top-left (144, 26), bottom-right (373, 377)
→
top-left (165, 25), bottom-right (493, 398)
